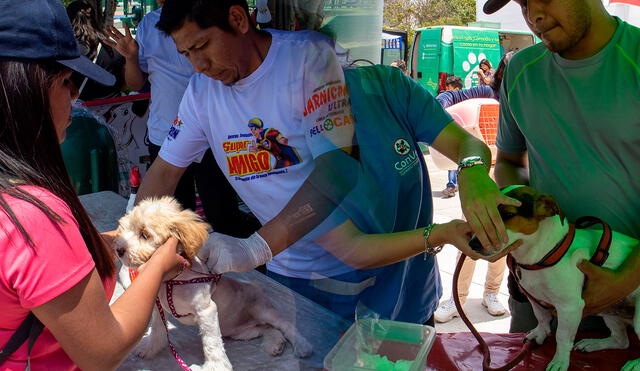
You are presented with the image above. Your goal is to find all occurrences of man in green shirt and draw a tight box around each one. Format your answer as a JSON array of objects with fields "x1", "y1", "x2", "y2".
[{"x1": 485, "y1": 0, "x2": 640, "y2": 332}]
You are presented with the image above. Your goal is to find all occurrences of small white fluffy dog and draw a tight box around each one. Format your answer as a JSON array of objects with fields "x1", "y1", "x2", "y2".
[{"x1": 114, "y1": 197, "x2": 313, "y2": 370}]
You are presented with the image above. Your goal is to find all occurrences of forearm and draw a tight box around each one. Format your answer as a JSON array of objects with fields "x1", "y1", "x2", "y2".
[
  {"x1": 135, "y1": 159, "x2": 184, "y2": 205},
  {"x1": 494, "y1": 160, "x2": 529, "y2": 187},
  {"x1": 458, "y1": 135, "x2": 491, "y2": 170},
  {"x1": 317, "y1": 222, "x2": 449, "y2": 270},
  {"x1": 259, "y1": 148, "x2": 359, "y2": 255},
  {"x1": 616, "y1": 245, "x2": 640, "y2": 288},
  {"x1": 123, "y1": 57, "x2": 146, "y2": 92}
]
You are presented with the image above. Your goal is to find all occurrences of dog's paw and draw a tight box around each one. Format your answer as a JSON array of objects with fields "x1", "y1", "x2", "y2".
[
  {"x1": 526, "y1": 325, "x2": 550, "y2": 345},
  {"x1": 134, "y1": 335, "x2": 166, "y2": 359},
  {"x1": 199, "y1": 360, "x2": 233, "y2": 371},
  {"x1": 545, "y1": 358, "x2": 569, "y2": 371},
  {"x1": 264, "y1": 338, "x2": 286, "y2": 356},
  {"x1": 293, "y1": 337, "x2": 313, "y2": 358},
  {"x1": 575, "y1": 336, "x2": 629, "y2": 352},
  {"x1": 621, "y1": 358, "x2": 640, "y2": 371}
]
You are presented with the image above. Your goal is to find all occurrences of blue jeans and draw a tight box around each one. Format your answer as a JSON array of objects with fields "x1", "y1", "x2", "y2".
[{"x1": 447, "y1": 170, "x2": 458, "y2": 188}]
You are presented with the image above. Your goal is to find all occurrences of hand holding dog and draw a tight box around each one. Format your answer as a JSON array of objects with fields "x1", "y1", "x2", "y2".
[
  {"x1": 138, "y1": 236, "x2": 191, "y2": 281},
  {"x1": 579, "y1": 247, "x2": 640, "y2": 316},
  {"x1": 457, "y1": 166, "x2": 521, "y2": 251},
  {"x1": 199, "y1": 232, "x2": 273, "y2": 274},
  {"x1": 440, "y1": 220, "x2": 522, "y2": 262}
]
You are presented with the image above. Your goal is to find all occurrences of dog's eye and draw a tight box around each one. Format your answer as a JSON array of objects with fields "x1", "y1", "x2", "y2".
[
  {"x1": 140, "y1": 230, "x2": 149, "y2": 240},
  {"x1": 501, "y1": 211, "x2": 516, "y2": 219}
]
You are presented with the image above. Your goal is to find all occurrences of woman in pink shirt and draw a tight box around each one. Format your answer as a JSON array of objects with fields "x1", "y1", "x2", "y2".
[{"x1": 0, "y1": 1, "x2": 187, "y2": 369}]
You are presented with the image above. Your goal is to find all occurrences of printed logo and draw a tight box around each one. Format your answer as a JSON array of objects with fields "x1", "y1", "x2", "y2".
[
  {"x1": 394, "y1": 138, "x2": 411, "y2": 156},
  {"x1": 461, "y1": 52, "x2": 487, "y2": 88},
  {"x1": 394, "y1": 150, "x2": 419, "y2": 176},
  {"x1": 303, "y1": 81, "x2": 348, "y2": 117},
  {"x1": 309, "y1": 114, "x2": 354, "y2": 137}
]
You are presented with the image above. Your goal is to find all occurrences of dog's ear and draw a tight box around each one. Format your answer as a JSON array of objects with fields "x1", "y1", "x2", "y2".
[
  {"x1": 535, "y1": 194, "x2": 561, "y2": 222},
  {"x1": 170, "y1": 211, "x2": 211, "y2": 259}
]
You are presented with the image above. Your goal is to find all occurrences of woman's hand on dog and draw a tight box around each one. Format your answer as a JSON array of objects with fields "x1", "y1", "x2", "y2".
[
  {"x1": 457, "y1": 166, "x2": 522, "y2": 252},
  {"x1": 138, "y1": 236, "x2": 191, "y2": 281},
  {"x1": 440, "y1": 220, "x2": 522, "y2": 262}
]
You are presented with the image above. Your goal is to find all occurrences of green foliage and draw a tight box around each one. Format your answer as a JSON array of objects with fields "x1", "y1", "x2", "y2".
[{"x1": 384, "y1": 0, "x2": 476, "y2": 46}]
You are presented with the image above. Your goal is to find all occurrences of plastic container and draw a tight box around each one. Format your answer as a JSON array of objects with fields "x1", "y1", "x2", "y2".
[{"x1": 324, "y1": 319, "x2": 436, "y2": 371}]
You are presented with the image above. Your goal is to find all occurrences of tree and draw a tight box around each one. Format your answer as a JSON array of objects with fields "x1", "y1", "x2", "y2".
[{"x1": 384, "y1": 0, "x2": 476, "y2": 43}]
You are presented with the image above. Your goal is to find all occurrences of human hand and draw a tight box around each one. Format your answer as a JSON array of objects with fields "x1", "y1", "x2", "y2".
[
  {"x1": 139, "y1": 237, "x2": 191, "y2": 281},
  {"x1": 439, "y1": 220, "x2": 521, "y2": 262},
  {"x1": 197, "y1": 232, "x2": 272, "y2": 274},
  {"x1": 457, "y1": 166, "x2": 521, "y2": 251},
  {"x1": 248, "y1": 142, "x2": 258, "y2": 153},
  {"x1": 103, "y1": 24, "x2": 139, "y2": 60},
  {"x1": 578, "y1": 260, "x2": 636, "y2": 316}
]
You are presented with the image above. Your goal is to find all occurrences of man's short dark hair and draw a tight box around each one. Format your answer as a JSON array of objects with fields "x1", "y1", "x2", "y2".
[
  {"x1": 445, "y1": 75, "x2": 463, "y2": 89},
  {"x1": 156, "y1": 0, "x2": 252, "y2": 35}
]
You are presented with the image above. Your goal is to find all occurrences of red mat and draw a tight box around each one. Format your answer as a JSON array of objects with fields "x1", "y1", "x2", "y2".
[{"x1": 427, "y1": 331, "x2": 640, "y2": 370}]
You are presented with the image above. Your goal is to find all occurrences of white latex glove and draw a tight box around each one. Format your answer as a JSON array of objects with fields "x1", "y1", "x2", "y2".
[{"x1": 198, "y1": 232, "x2": 273, "y2": 274}]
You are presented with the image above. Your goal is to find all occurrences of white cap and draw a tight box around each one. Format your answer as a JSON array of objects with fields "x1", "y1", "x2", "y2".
[{"x1": 256, "y1": 0, "x2": 271, "y2": 23}]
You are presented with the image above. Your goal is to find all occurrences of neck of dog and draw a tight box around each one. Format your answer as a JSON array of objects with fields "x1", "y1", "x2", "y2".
[{"x1": 508, "y1": 215, "x2": 570, "y2": 265}]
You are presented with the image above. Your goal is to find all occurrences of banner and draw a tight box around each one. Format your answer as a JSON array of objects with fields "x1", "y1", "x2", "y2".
[
  {"x1": 82, "y1": 93, "x2": 151, "y2": 196},
  {"x1": 451, "y1": 29, "x2": 501, "y2": 89}
]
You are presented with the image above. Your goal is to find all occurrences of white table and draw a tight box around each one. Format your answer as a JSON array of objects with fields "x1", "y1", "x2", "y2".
[{"x1": 79, "y1": 192, "x2": 350, "y2": 370}]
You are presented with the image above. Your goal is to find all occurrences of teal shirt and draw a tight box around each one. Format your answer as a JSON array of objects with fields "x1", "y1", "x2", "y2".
[
  {"x1": 335, "y1": 65, "x2": 452, "y2": 322},
  {"x1": 497, "y1": 18, "x2": 640, "y2": 238}
]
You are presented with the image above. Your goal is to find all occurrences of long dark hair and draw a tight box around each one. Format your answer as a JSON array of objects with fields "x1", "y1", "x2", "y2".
[
  {"x1": 0, "y1": 60, "x2": 115, "y2": 278},
  {"x1": 67, "y1": 0, "x2": 107, "y2": 60},
  {"x1": 490, "y1": 51, "x2": 516, "y2": 96}
]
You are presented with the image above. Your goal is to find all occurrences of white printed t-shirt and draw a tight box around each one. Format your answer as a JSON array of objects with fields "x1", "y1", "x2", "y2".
[
  {"x1": 160, "y1": 29, "x2": 356, "y2": 279},
  {"x1": 137, "y1": 9, "x2": 195, "y2": 146}
]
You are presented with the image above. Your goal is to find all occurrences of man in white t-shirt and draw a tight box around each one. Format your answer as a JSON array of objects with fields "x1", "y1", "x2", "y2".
[
  {"x1": 137, "y1": 0, "x2": 518, "y2": 324},
  {"x1": 105, "y1": 1, "x2": 260, "y2": 237}
]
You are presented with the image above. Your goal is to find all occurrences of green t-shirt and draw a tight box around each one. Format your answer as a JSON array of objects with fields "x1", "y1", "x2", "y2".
[{"x1": 497, "y1": 18, "x2": 640, "y2": 238}]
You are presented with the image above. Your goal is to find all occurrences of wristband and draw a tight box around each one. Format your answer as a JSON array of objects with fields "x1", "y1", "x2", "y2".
[
  {"x1": 458, "y1": 156, "x2": 486, "y2": 172},
  {"x1": 423, "y1": 224, "x2": 443, "y2": 259}
]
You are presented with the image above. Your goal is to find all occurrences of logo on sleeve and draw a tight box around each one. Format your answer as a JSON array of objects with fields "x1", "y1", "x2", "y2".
[{"x1": 167, "y1": 118, "x2": 184, "y2": 141}]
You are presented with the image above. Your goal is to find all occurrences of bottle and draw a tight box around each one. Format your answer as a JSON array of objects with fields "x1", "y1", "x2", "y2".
[{"x1": 126, "y1": 166, "x2": 140, "y2": 212}]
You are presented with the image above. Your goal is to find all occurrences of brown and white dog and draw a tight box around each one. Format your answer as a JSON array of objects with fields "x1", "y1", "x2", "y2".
[
  {"x1": 472, "y1": 185, "x2": 639, "y2": 371},
  {"x1": 114, "y1": 197, "x2": 313, "y2": 371}
]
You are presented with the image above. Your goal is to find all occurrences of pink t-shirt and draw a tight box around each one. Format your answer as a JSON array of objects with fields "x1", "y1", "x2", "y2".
[{"x1": 0, "y1": 186, "x2": 115, "y2": 370}]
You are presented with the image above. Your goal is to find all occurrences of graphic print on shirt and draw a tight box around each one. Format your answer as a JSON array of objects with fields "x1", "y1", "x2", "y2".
[
  {"x1": 222, "y1": 118, "x2": 303, "y2": 180},
  {"x1": 167, "y1": 117, "x2": 183, "y2": 141},
  {"x1": 393, "y1": 138, "x2": 420, "y2": 176},
  {"x1": 306, "y1": 80, "x2": 355, "y2": 141}
]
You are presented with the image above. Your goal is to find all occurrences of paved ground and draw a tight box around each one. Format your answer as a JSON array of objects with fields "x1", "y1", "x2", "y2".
[{"x1": 424, "y1": 153, "x2": 512, "y2": 334}]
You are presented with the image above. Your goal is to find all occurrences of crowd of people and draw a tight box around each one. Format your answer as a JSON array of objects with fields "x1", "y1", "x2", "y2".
[{"x1": 0, "y1": 0, "x2": 638, "y2": 368}]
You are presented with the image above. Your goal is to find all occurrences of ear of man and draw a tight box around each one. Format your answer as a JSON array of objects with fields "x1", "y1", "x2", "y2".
[{"x1": 229, "y1": 5, "x2": 250, "y2": 34}]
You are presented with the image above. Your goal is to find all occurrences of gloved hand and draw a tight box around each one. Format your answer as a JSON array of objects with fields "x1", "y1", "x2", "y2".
[{"x1": 197, "y1": 232, "x2": 273, "y2": 274}]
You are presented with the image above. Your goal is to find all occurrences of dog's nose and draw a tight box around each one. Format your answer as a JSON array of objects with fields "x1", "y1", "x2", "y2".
[{"x1": 116, "y1": 248, "x2": 125, "y2": 257}]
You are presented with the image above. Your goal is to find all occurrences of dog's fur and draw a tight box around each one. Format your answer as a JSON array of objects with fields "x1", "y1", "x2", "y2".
[
  {"x1": 114, "y1": 197, "x2": 313, "y2": 370},
  {"x1": 495, "y1": 186, "x2": 639, "y2": 371}
]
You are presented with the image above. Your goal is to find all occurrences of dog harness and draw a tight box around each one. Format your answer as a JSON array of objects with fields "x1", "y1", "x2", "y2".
[
  {"x1": 507, "y1": 216, "x2": 613, "y2": 310},
  {"x1": 128, "y1": 268, "x2": 222, "y2": 371}
]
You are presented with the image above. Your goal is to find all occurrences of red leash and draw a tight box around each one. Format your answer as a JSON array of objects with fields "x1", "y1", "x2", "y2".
[{"x1": 452, "y1": 255, "x2": 535, "y2": 371}]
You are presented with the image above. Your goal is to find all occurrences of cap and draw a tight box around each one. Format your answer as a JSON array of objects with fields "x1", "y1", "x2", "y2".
[
  {"x1": 0, "y1": 0, "x2": 115, "y2": 86},
  {"x1": 248, "y1": 118, "x2": 264, "y2": 129},
  {"x1": 483, "y1": 0, "x2": 511, "y2": 14}
]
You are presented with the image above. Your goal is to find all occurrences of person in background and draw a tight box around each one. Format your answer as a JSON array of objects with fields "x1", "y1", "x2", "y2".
[
  {"x1": 484, "y1": 0, "x2": 640, "y2": 341},
  {"x1": 66, "y1": 0, "x2": 126, "y2": 101},
  {"x1": 0, "y1": 1, "x2": 186, "y2": 369},
  {"x1": 441, "y1": 75, "x2": 463, "y2": 198},
  {"x1": 104, "y1": 0, "x2": 261, "y2": 238},
  {"x1": 476, "y1": 58, "x2": 495, "y2": 86},
  {"x1": 390, "y1": 59, "x2": 409, "y2": 75},
  {"x1": 433, "y1": 53, "x2": 516, "y2": 323}
]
